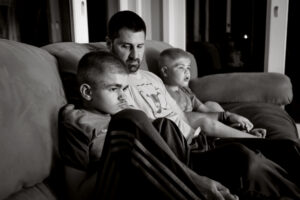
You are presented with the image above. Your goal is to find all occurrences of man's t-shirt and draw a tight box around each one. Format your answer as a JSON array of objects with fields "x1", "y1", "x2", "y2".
[{"x1": 127, "y1": 70, "x2": 195, "y2": 142}]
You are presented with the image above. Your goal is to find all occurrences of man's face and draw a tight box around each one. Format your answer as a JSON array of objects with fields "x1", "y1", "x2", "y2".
[
  {"x1": 109, "y1": 28, "x2": 145, "y2": 73},
  {"x1": 165, "y1": 57, "x2": 191, "y2": 87},
  {"x1": 89, "y1": 72, "x2": 130, "y2": 115}
]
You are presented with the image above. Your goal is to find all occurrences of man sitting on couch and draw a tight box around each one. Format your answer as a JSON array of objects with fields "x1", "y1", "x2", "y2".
[{"x1": 105, "y1": 10, "x2": 264, "y2": 143}]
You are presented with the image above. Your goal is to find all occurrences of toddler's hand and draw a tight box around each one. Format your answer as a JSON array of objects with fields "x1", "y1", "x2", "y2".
[{"x1": 249, "y1": 128, "x2": 267, "y2": 138}]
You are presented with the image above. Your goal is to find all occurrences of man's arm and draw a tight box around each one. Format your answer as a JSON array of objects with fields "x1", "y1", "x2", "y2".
[{"x1": 59, "y1": 104, "x2": 106, "y2": 199}]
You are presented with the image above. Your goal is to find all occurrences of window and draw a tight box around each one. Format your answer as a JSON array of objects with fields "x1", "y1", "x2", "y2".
[{"x1": 186, "y1": 0, "x2": 266, "y2": 76}]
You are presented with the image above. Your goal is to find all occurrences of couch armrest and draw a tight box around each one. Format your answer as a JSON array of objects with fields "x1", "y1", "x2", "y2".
[{"x1": 189, "y1": 72, "x2": 293, "y2": 106}]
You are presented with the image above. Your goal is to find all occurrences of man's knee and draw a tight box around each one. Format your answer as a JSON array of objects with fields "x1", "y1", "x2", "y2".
[{"x1": 225, "y1": 143, "x2": 261, "y2": 171}]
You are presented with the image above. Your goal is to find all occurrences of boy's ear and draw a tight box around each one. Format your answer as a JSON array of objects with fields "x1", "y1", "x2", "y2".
[
  {"x1": 79, "y1": 83, "x2": 92, "y2": 101},
  {"x1": 160, "y1": 66, "x2": 168, "y2": 77},
  {"x1": 106, "y1": 36, "x2": 112, "y2": 51}
]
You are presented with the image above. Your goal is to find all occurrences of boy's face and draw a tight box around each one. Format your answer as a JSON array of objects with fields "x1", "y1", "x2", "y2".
[
  {"x1": 89, "y1": 72, "x2": 130, "y2": 115},
  {"x1": 164, "y1": 57, "x2": 191, "y2": 87},
  {"x1": 108, "y1": 28, "x2": 145, "y2": 73}
]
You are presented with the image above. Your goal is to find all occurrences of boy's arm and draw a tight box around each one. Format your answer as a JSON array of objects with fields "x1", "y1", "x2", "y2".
[
  {"x1": 195, "y1": 117, "x2": 258, "y2": 138},
  {"x1": 186, "y1": 87, "x2": 221, "y2": 113},
  {"x1": 185, "y1": 111, "x2": 219, "y2": 126},
  {"x1": 60, "y1": 120, "x2": 99, "y2": 200},
  {"x1": 187, "y1": 90, "x2": 254, "y2": 132},
  {"x1": 186, "y1": 111, "x2": 260, "y2": 138},
  {"x1": 59, "y1": 104, "x2": 106, "y2": 199},
  {"x1": 190, "y1": 93, "x2": 210, "y2": 113}
]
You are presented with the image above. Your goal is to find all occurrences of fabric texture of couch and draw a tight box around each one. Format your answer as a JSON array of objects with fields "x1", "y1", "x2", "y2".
[{"x1": 0, "y1": 38, "x2": 298, "y2": 199}]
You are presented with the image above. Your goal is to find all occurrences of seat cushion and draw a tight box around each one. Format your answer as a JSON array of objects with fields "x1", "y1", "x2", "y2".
[
  {"x1": 43, "y1": 42, "x2": 107, "y2": 105},
  {"x1": 190, "y1": 72, "x2": 293, "y2": 106},
  {"x1": 5, "y1": 183, "x2": 57, "y2": 200},
  {"x1": 222, "y1": 102, "x2": 299, "y2": 140}
]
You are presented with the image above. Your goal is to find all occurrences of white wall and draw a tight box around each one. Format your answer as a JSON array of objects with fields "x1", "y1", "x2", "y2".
[
  {"x1": 70, "y1": 0, "x2": 89, "y2": 43},
  {"x1": 264, "y1": 0, "x2": 289, "y2": 73},
  {"x1": 117, "y1": 0, "x2": 186, "y2": 49},
  {"x1": 162, "y1": 0, "x2": 186, "y2": 49},
  {"x1": 70, "y1": 0, "x2": 289, "y2": 72},
  {"x1": 119, "y1": 0, "x2": 153, "y2": 41}
]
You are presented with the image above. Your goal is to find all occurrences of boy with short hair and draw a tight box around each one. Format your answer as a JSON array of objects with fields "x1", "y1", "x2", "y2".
[
  {"x1": 159, "y1": 47, "x2": 266, "y2": 138},
  {"x1": 62, "y1": 50, "x2": 131, "y2": 164}
]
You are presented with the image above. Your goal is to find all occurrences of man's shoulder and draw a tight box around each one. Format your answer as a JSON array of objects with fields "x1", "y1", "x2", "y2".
[
  {"x1": 139, "y1": 70, "x2": 162, "y2": 81},
  {"x1": 165, "y1": 85, "x2": 175, "y2": 95}
]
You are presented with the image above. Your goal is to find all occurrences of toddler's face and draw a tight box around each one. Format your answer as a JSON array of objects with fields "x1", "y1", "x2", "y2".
[
  {"x1": 166, "y1": 57, "x2": 191, "y2": 87},
  {"x1": 90, "y1": 72, "x2": 130, "y2": 115}
]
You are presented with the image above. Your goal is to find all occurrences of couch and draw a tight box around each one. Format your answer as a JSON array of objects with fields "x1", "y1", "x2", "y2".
[{"x1": 0, "y1": 38, "x2": 298, "y2": 199}]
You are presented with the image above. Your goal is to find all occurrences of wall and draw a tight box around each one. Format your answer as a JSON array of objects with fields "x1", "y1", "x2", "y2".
[
  {"x1": 264, "y1": 0, "x2": 289, "y2": 73},
  {"x1": 117, "y1": 0, "x2": 186, "y2": 49},
  {"x1": 72, "y1": 0, "x2": 288, "y2": 73}
]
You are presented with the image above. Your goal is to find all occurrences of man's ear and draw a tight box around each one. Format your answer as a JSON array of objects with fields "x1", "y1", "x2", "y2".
[
  {"x1": 106, "y1": 36, "x2": 112, "y2": 51},
  {"x1": 160, "y1": 66, "x2": 168, "y2": 77},
  {"x1": 79, "y1": 83, "x2": 92, "y2": 101}
]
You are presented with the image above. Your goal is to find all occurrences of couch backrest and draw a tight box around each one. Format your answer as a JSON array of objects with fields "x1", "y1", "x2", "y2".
[
  {"x1": 0, "y1": 39, "x2": 66, "y2": 199},
  {"x1": 43, "y1": 40, "x2": 198, "y2": 105}
]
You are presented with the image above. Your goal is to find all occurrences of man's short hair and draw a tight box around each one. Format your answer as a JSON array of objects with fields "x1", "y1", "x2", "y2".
[
  {"x1": 77, "y1": 51, "x2": 128, "y2": 87},
  {"x1": 107, "y1": 10, "x2": 146, "y2": 41}
]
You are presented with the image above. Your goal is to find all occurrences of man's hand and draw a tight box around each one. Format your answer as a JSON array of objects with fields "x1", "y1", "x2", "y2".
[{"x1": 193, "y1": 175, "x2": 239, "y2": 200}]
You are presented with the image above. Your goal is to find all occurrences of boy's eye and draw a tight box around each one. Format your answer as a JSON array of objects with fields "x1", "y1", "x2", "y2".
[
  {"x1": 177, "y1": 66, "x2": 185, "y2": 70},
  {"x1": 176, "y1": 65, "x2": 191, "y2": 71},
  {"x1": 109, "y1": 87, "x2": 118, "y2": 92}
]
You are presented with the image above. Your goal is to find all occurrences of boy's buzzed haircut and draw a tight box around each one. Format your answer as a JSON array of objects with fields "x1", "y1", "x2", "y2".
[
  {"x1": 77, "y1": 51, "x2": 128, "y2": 87},
  {"x1": 159, "y1": 48, "x2": 191, "y2": 69},
  {"x1": 107, "y1": 10, "x2": 146, "y2": 41},
  {"x1": 160, "y1": 48, "x2": 191, "y2": 61}
]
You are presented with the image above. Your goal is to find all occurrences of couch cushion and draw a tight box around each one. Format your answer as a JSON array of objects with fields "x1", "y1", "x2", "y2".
[
  {"x1": 43, "y1": 40, "x2": 198, "y2": 106},
  {"x1": 5, "y1": 183, "x2": 56, "y2": 200},
  {"x1": 0, "y1": 39, "x2": 66, "y2": 199},
  {"x1": 222, "y1": 102, "x2": 299, "y2": 140},
  {"x1": 190, "y1": 72, "x2": 293, "y2": 106},
  {"x1": 43, "y1": 42, "x2": 108, "y2": 105}
]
